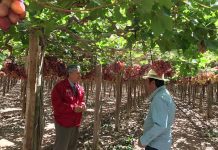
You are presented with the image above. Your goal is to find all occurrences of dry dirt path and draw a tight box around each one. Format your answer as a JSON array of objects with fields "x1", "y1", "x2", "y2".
[{"x1": 0, "y1": 82, "x2": 217, "y2": 150}]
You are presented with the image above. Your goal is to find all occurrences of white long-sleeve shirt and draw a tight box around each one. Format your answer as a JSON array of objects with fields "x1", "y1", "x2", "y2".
[{"x1": 140, "y1": 86, "x2": 176, "y2": 150}]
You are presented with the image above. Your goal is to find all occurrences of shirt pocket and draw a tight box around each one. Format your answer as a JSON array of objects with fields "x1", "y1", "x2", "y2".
[{"x1": 64, "y1": 89, "x2": 75, "y2": 102}]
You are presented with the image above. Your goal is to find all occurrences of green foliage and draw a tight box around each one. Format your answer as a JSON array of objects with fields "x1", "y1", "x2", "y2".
[
  {"x1": 204, "y1": 128, "x2": 218, "y2": 138},
  {"x1": 112, "y1": 135, "x2": 134, "y2": 150},
  {"x1": 137, "y1": 0, "x2": 155, "y2": 14},
  {"x1": 0, "y1": 51, "x2": 9, "y2": 69},
  {"x1": 160, "y1": 49, "x2": 218, "y2": 78},
  {"x1": 0, "y1": 0, "x2": 217, "y2": 76}
]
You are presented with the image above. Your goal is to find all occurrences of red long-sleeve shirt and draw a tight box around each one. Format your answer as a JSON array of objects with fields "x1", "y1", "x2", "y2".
[{"x1": 51, "y1": 79, "x2": 85, "y2": 127}]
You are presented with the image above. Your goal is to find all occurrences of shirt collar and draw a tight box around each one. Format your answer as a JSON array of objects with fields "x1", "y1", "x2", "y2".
[
  {"x1": 68, "y1": 79, "x2": 76, "y2": 87},
  {"x1": 148, "y1": 85, "x2": 166, "y2": 100}
]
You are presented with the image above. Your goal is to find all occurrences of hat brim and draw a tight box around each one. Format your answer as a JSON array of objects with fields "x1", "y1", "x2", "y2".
[{"x1": 142, "y1": 75, "x2": 169, "y2": 81}]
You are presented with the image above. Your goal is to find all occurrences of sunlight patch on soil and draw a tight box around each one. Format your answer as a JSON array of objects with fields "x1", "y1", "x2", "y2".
[
  {"x1": 0, "y1": 108, "x2": 21, "y2": 113},
  {"x1": 201, "y1": 142, "x2": 216, "y2": 150},
  {"x1": 1, "y1": 83, "x2": 218, "y2": 150},
  {"x1": 0, "y1": 139, "x2": 15, "y2": 148},
  {"x1": 174, "y1": 137, "x2": 187, "y2": 147},
  {"x1": 85, "y1": 108, "x2": 94, "y2": 113},
  {"x1": 44, "y1": 123, "x2": 55, "y2": 131}
]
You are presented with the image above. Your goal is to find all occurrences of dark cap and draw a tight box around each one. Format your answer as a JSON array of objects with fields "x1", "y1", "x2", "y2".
[{"x1": 67, "y1": 64, "x2": 81, "y2": 73}]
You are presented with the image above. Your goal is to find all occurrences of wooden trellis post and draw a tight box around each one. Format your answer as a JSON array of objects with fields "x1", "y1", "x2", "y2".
[
  {"x1": 199, "y1": 85, "x2": 205, "y2": 113},
  {"x1": 93, "y1": 64, "x2": 102, "y2": 149},
  {"x1": 216, "y1": 83, "x2": 218, "y2": 103},
  {"x1": 115, "y1": 73, "x2": 122, "y2": 131},
  {"x1": 207, "y1": 83, "x2": 213, "y2": 118},
  {"x1": 2, "y1": 76, "x2": 7, "y2": 96},
  {"x1": 23, "y1": 28, "x2": 44, "y2": 150},
  {"x1": 21, "y1": 79, "x2": 27, "y2": 117}
]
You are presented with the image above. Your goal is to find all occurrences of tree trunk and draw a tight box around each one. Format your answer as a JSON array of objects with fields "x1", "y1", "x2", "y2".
[
  {"x1": 180, "y1": 85, "x2": 184, "y2": 101},
  {"x1": 212, "y1": 83, "x2": 216, "y2": 104},
  {"x1": 192, "y1": 85, "x2": 196, "y2": 108},
  {"x1": 93, "y1": 65, "x2": 102, "y2": 150},
  {"x1": 108, "y1": 82, "x2": 113, "y2": 97},
  {"x1": 52, "y1": 77, "x2": 56, "y2": 88},
  {"x1": 207, "y1": 84, "x2": 213, "y2": 119},
  {"x1": 137, "y1": 89, "x2": 141, "y2": 106},
  {"x1": 199, "y1": 85, "x2": 205, "y2": 113},
  {"x1": 84, "y1": 81, "x2": 89, "y2": 103},
  {"x1": 9, "y1": 78, "x2": 14, "y2": 90},
  {"x1": 127, "y1": 80, "x2": 132, "y2": 116},
  {"x1": 115, "y1": 73, "x2": 122, "y2": 131},
  {"x1": 184, "y1": 84, "x2": 187, "y2": 101},
  {"x1": 114, "y1": 83, "x2": 116, "y2": 98},
  {"x1": 216, "y1": 83, "x2": 218, "y2": 103},
  {"x1": 133, "y1": 80, "x2": 137, "y2": 110},
  {"x1": 103, "y1": 80, "x2": 106, "y2": 97},
  {"x1": 23, "y1": 28, "x2": 45, "y2": 150},
  {"x1": 2, "y1": 77, "x2": 7, "y2": 96},
  {"x1": 48, "y1": 78, "x2": 53, "y2": 91},
  {"x1": 188, "y1": 84, "x2": 191, "y2": 105},
  {"x1": 21, "y1": 80, "x2": 27, "y2": 117},
  {"x1": 138, "y1": 82, "x2": 143, "y2": 104},
  {"x1": 6, "y1": 77, "x2": 10, "y2": 93},
  {"x1": 0, "y1": 77, "x2": 2, "y2": 88},
  {"x1": 91, "y1": 81, "x2": 93, "y2": 93}
]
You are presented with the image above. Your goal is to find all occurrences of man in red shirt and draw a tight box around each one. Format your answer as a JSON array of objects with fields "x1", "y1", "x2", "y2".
[{"x1": 51, "y1": 64, "x2": 86, "y2": 150}]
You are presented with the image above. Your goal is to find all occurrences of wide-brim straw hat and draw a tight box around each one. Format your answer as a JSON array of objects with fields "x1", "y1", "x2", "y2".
[{"x1": 142, "y1": 69, "x2": 169, "y2": 81}]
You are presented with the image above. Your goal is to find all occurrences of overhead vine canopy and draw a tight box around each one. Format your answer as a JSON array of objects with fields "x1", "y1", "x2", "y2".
[{"x1": 0, "y1": 0, "x2": 218, "y2": 75}]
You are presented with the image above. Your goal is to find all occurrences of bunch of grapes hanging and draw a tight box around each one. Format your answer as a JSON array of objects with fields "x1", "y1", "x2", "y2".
[{"x1": 0, "y1": 0, "x2": 26, "y2": 31}]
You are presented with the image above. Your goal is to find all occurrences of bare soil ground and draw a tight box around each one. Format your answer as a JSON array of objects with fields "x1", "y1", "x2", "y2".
[{"x1": 0, "y1": 82, "x2": 217, "y2": 150}]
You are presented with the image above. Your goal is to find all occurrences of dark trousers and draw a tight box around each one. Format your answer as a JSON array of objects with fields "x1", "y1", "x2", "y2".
[
  {"x1": 53, "y1": 122, "x2": 79, "y2": 150},
  {"x1": 145, "y1": 145, "x2": 158, "y2": 150}
]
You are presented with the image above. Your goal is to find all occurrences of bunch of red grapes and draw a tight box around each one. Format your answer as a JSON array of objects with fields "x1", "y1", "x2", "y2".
[
  {"x1": 0, "y1": 0, "x2": 26, "y2": 31},
  {"x1": 43, "y1": 56, "x2": 66, "y2": 77},
  {"x1": 102, "y1": 66, "x2": 115, "y2": 81},
  {"x1": 111, "y1": 61, "x2": 125, "y2": 74},
  {"x1": 151, "y1": 60, "x2": 173, "y2": 77},
  {"x1": 81, "y1": 68, "x2": 96, "y2": 81},
  {"x1": 1, "y1": 59, "x2": 26, "y2": 79},
  {"x1": 139, "y1": 64, "x2": 150, "y2": 76},
  {"x1": 0, "y1": 71, "x2": 6, "y2": 77}
]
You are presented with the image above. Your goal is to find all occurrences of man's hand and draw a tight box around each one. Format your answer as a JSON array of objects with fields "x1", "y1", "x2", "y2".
[
  {"x1": 74, "y1": 104, "x2": 86, "y2": 113},
  {"x1": 74, "y1": 106, "x2": 83, "y2": 112},
  {"x1": 81, "y1": 103, "x2": 86, "y2": 111},
  {"x1": 138, "y1": 139, "x2": 146, "y2": 148}
]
